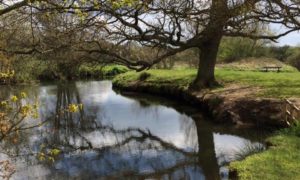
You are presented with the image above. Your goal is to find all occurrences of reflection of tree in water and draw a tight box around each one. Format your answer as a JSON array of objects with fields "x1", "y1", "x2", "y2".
[
  {"x1": 0, "y1": 82, "x2": 266, "y2": 179},
  {"x1": 47, "y1": 83, "x2": 101, "y2": 149},
  {"x1": 39, "y1": 84, "x2": 221, "y2": 179},
  {"x1": 0, "y1": 82, "x2": 225, "y2": 179},
  {"x1": 0, "y1": 83, "x2": 225, "y2": 179}
]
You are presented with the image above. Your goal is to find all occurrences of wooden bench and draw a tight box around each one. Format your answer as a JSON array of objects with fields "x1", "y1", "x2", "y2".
[{"x1": 261, "y1": 66, "x2": 282, "y2": 72}]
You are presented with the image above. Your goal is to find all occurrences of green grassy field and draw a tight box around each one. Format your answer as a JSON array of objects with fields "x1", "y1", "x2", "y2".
[
  {"x1": 113, "y1": 68, "x2": 300, "y2": 98},
  {"x1": 229, "y1": 123, "x2": 300, "y2": 180}
]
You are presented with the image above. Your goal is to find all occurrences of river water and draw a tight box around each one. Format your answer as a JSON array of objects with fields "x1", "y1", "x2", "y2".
[{"x1": 0, "y1": 81, "x2": 267, "y2": 180}]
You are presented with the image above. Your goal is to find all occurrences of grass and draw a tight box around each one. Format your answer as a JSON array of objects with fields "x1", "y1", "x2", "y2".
[
  {"x1": 113, "y1": 68, "x2": 300, "y2": 98},
  {"x1": 78, "y1": 64, "x2": 129, "y2": 78},
  {"x1": 113, "y1": 69, "x2": 195, "y2": 89},
  {"x1": 216, "y1": 69, "x2": 300, "y2": 97},
  {"x1": 229, "y1": 123, "x2": 300, "y2": 180},
  {"x1": 217, "y1": 57, "x2": 298, "y2": 72}
]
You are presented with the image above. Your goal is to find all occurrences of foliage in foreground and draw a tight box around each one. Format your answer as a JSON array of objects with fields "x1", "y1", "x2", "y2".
[
  {"x1": 0, "y1": 93, "x2": 83, "y2": 177},
  {"x1": 0, "y1": 91, "x2": 83, "y2": 142},
  {"x1": 113, "y1": 68, "x2": 300, "y2": 97},
  {"x1": 0, "y1": 92, "x2": 40, "y2": 142},
  {"x1": 229, "y1": 123, "x2": 300, "y2": 180}
]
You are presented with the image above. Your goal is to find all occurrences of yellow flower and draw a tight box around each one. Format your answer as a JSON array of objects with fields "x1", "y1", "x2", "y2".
[
  {"x1": 32, "y1": 111, "x2": 39, "y2": 119},
  {"x1": 20, "y1": 105, "x2": 31, "y2": 117},
  {"x1": 10, "y1": 70, "x2": 15, "y2": 76},
  {"x1": 38, "y1": 153, "x2": 45, "y2": 161},
  {"x1": 20, "y1": 92, "x2": 27, "y2": 99},
  {"x1": 0, "y1": 101, "x2": 7, "y2": 107},
  {"x1": 50, "y1": 148, "x2": 61, "y2": 156},
  {"x1": 48, "y1": 157, "x2": 55, "y2": 163},
  {"x1": 68, "y1": 104, "x2": 78, "y2": 113},
  {"x1": 11, "y1": 96, "x2": 18, "y2": 102}
]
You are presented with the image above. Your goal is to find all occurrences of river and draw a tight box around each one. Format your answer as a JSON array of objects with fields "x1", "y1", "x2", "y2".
[{"x1": 0, "y1": 81, "x2": 267, "y2": 180}]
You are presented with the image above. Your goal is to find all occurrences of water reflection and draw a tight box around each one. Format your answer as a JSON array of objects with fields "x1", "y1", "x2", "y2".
[{"x1": 0, "y1": 81, "x2": 267, "y2": 180}]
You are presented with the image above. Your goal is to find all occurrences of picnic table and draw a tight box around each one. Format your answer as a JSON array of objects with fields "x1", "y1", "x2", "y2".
[{"x1": 261, "y1": 66, "x2": 282, "y2": 72}]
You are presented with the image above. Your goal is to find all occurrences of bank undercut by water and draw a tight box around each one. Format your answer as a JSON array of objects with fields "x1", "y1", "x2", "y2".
[{"x1": 113, "y1": 69, "x2": 300, "y2": 127}]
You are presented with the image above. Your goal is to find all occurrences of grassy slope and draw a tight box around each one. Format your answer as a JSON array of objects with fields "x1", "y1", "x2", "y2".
[
  {"x1": 217, "y1": 57, "x2": 297, "y2": 72},
  {"x1": 229, "y1": 124, "x2": 300, "y2": 180},
  {"x1": 113, "y1": 68, "x2": 300, "y2": 98}
]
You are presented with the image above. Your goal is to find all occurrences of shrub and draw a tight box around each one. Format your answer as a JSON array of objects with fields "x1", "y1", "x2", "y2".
[
  {"x1": 268, "y1": 45, "x2": 291, "y2": 61},
  {"x1": 138, "y1": 72, "x2": 151, "y2": 81},
  {"x1": 218, "y1": 37, "x2": 269, "y2": 62},
  {"x1": 287, "y1": 49, "x2": 300, "y2": 71}
]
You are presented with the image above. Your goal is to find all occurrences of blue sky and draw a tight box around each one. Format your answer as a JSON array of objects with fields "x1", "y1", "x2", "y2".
[
  {"x1": 278, "y1": 31, "x2": 300, "y2": 46},
  {"x1": 271, "y1": 24, "x2": 300, "y2": 46}
]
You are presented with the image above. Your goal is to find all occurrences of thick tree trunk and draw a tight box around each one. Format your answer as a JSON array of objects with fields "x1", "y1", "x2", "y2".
[{"x1": 190, "y1": 36, "x2": 222, "y2": 90}]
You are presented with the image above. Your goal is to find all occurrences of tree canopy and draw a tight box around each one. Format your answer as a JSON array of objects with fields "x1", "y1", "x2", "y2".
[{"x1": 1, "y1": 0, "x2": 300, "y2": 88}]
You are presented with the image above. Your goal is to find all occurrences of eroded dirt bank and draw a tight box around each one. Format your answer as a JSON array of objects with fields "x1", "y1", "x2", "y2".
[{"x1": 113, "y1": 81, "x2": 288, "y2": 127}]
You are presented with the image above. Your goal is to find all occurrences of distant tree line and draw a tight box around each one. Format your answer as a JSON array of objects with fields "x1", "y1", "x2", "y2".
[{"x1": 155, "y1": 38, "x2": 300, "y2": 71}]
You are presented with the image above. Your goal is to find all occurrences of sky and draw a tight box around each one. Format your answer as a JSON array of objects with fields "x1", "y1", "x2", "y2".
[
  {"x1": 278, "y1": 31, "x2": 300, "y2": 46},
  {"x1": 272, "y1": 24, "x2": 300, "y2": 46}
]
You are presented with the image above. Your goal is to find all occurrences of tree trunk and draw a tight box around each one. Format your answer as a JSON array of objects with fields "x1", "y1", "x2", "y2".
[{"x1": 190, "y1": 36, "x2": 222, "y2": 90}]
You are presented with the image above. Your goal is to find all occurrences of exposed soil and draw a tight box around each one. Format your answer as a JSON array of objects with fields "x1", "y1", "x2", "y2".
[{"x1": 113, "y1": 81, "x2": 288, "y2": 128}]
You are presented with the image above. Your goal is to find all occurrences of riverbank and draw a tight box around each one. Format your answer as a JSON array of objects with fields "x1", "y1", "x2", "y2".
[
  {"x1": 112, "y1": 68, "x2": 300, "y2": 179},
  {"x1": 113, "y1": 69, "x2": 300, "y2": 127},
  {"x1": 229, "y1": 123, "x2": 300, "y2": 179},
  {"x1": 1, "y1": 65, "x2": 129, "y2": 84},
  {"x1": 38, "y1": 64, "x2": 129, "y2": 81}
]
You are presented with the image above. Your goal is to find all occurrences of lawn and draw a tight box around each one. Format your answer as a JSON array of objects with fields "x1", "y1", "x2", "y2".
[
  {"x1": 229, "y1": 123, "x2": 300, "y2": 180},
  {"x1": 113, "y1": 68, "x2": 300, "y2": 98}
]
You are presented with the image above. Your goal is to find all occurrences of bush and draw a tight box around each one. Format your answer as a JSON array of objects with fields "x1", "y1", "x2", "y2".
[
  {"x1": 218, "y1": 37, "x2": 269, "y2": 62},
  {"x1": 138, "y1": 72, "x2": 151, "y2": 81},
  {"x1": 102, "y1": 65, "x2": 129, "y2": 76},
  {"x1": 287, "y1": 48, "x2": 300, "y2": 71},
  {"x1": 268, "y1": 45, "x2": 291, "y2": 61}
]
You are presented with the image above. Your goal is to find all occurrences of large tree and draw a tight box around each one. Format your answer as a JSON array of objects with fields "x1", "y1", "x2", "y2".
[
  {"x1": 3, "y1": 0, "x2": 300, "y2": 89},
  {"x1": 49, "y1": 0, "x2": 300, "y2": 89}
]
